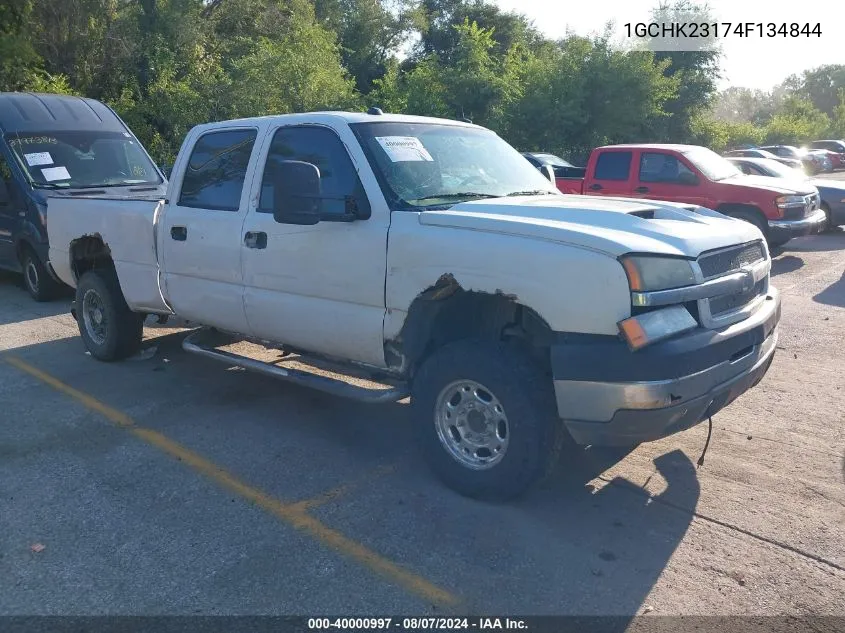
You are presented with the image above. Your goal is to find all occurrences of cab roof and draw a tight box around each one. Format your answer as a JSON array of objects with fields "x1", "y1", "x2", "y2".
[
  {"x1": 190, "y1": 110, "x2": 485, "y2": 134},
  {"x1": 594, "y1": 143, "x2": 705, "y2": 153},
  {"x1": 0, "y1": 92, "x2": 128, "y2": 135}
]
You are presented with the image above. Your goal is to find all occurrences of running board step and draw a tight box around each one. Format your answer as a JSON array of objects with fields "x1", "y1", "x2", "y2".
[{"x1": 182, "y1": 329, "x2": 409, "y2": 404}]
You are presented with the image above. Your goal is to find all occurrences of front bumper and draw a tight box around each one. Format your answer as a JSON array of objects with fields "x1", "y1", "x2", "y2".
[
  {"x1": 768, "y1": 208, "x2": 826, "y2": 242},
  {"x1": 552, "y1": 288, "x2": 781, "y2": 446}
]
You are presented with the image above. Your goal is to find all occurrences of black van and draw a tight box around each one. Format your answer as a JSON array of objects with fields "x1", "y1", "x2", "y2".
[{"x1": 0, "y1": 92, "x2": 167, "y2": 301}]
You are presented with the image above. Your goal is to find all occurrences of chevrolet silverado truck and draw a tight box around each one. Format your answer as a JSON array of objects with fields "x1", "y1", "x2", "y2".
[
  {"x1": 556, "y1": 143, "x2": 826, "y2": 247},
  {"x1": 45, "y1": 112, "x2": 781, "y2": 500}
]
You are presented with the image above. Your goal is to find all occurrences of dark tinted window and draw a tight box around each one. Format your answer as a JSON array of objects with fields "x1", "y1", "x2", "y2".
[
  {"x1": 0, "y1": 153, "x2": 21, "y2": 208},
  {"x1": 594, "y1": 151, "x2": 632, "y2": 180},
  {"x1": 639, "y1": 152, "x2": 696, "y2": 183},
  {"x1": 179, "y1": 129, "x2": 257, "y2": 211},
  {"x1": 258, "y1": 126, "x2": 368, "y2": 217}
]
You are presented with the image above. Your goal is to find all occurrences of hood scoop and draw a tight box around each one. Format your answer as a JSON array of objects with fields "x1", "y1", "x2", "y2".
[{"x1": 626, "y1": 204, "x2": 703, "y2": 222}]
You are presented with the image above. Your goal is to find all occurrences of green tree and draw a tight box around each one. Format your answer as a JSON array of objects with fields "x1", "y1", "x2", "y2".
[
  {"x1": 0, "y1": 0, "x2": 41, "y2": 90},
  {"x1": 646, "y1": 0, "x2": 721, "y2": 142},
  {"x1": 762, "y1": 96, "x2": 829, "y2": 145},
  {"x1": 314, "y1": 0, "x2": 418, "y2": 93},
  {"x1": 414, "y1": 0, "x2": 541, "y2": 63},
  {"x1": 786, "y1": 64, "x2": 845, "y2": 117}
]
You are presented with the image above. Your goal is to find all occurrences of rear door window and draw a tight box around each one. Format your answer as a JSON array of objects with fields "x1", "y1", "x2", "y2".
[
  {"x1": 594, "y1": 152, "x2": 632, "y2": 180},
  {"x1": 178, "y1": 129, "x2": 257, "y2": 211}
]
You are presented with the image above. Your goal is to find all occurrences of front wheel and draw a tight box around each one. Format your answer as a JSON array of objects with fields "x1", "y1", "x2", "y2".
[
  {"x1": 821, "y1": 203, "x2": 834, "y2": 232},
  {"x1": 411, "y1": 340, "x2": 565, "y2": 501},
  {"x1": 75, "y1": 269, "x2": 144, "y2": 361}
]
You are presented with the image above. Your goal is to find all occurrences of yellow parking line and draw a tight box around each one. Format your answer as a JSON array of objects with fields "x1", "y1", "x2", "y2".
[
  {"x1": 289, "y1": 463, "x2": 398, "y2": 511},
  {"x1": 5, "y1": 355, "x2": 459, "y2": 609}
]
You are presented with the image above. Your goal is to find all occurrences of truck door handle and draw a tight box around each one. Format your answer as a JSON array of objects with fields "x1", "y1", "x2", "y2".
[
  {"x1": 588, "y1": 183, "x2": 603, "y2": 191},
  {"x1": 170, "y1": 226, "x2": 187, "y2": 241},
  {"x1": 635, "y1": 186, "x2": 649, "y2": 193},
  {"x1": 244, "y1": 231, "x2": 267, "y2": 249}
]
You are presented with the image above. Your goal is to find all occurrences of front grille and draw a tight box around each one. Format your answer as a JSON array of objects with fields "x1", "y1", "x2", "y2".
[
  {"x1": 783, "y1": 193, "x2": 820, "y2": 219},
  {"x1": 709, "y1": 278, "x2": 767, "y2": 316},
  {"x1": 698, "y1": 241, "x2": 766, "y2": 278}
]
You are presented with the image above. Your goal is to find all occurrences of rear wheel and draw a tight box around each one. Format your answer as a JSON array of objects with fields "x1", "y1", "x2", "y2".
[
  {"x1": 411, "y1": 339, "x2": 565, "y2": 501},
  {"x1": 75, "y1": 268, "x2": 144, "y2": 361},
  {"x1": 21, "y1": 246, "x2": 60, "y2": 302}
]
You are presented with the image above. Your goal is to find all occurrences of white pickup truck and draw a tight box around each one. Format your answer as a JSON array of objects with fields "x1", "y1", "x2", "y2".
[{"x1": 46, "y1": 111, "x2": 781, "y2": 500}]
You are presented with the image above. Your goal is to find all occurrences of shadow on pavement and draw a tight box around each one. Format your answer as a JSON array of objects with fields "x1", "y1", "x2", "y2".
[
  {"x1": 3, "y1": 330, "x2": 698, "y2": 617},
  {"x1": 781, "y1": 230, "x2": 845, "y2": 253},
  {"x1": 770, "y1": 254, "x2": 804, "y2": 277},
  {"x1": 0, "y1": 271, "x2": 73, "y2": 325},
  {"x1": 813, "y1": 270, "x2": 845, "y2": 307}
]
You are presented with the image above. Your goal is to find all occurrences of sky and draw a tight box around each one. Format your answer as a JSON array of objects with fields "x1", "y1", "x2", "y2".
[{"x1": 492, "y1": 0, "x2": 844, "y2": 91}]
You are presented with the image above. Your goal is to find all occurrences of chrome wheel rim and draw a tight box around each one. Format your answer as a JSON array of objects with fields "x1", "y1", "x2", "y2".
[
  {"x1": 25, "y1": 259, "x2": 39, "y2": 294},
  {"x1": 434, "y1": 380, "x2": 509, "y2": 470},
  {"x1": 82, "y1": 288, "x2": 108, "y2": 345}
]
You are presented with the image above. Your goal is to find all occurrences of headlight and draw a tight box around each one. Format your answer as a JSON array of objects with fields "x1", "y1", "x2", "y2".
[
  {"x1": 776, "y1": 195, "x2": 805, "y2": 209},
  {"x1": 620, "y1": 255, "x2": 696, "y2": 292},
  {"x1": 618, "y1": 305, "x2": 698, "y2": 351}
]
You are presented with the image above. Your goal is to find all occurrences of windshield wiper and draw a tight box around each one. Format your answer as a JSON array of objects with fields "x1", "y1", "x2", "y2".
[
  {"x1": 506, "y1": 190, "x2": 557, "y2": 196},
  {"x1": 412, "y1": 192, "x2": 500, "y2": 203},
  {"x1": 32, "y1": 183, "x2": 67, "y2": 190},
  {"x1": 67, "y1": 183, "x2": 127, "y2": 189}
]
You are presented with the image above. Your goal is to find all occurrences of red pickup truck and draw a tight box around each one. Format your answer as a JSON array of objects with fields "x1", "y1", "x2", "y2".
[{"x1": 556, "y1": 144, "x2": 826, "y2": 246}]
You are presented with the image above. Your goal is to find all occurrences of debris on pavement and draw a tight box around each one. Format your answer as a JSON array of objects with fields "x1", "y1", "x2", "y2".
[{"x1": 128, "y1": 345, "x2": 158, "y2": 361}]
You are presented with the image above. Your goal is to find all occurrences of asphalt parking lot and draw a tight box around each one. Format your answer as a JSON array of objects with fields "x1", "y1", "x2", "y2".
[{"x1": 1, "y1": 222, "x2": 844, "y2": 619}]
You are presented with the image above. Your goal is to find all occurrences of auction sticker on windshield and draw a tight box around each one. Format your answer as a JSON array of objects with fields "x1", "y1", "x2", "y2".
[
  {"x1": 41, "y1": 166, "x2": 71, "y2": 182},
  {"x1": 24, "y1": 152, "x2": 54, "y2": 167},
  {"x1": 376, "y1": 136, "x2": 434, "y2": 162}
]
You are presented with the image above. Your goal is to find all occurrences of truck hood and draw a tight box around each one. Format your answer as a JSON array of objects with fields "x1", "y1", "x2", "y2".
[
  {"x1": 417, "y1": 194, "x2": 763, "y2": 258},
  {"x1": 810, "y1": 178, "x2": 845, "y2": 194},
  {"x1": 718, "y1": 174, "x2": 817, "y2": 196}
]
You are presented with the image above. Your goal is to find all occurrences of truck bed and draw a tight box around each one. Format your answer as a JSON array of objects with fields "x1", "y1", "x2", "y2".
[{"x1": 47, "y1": 195, "x2": 170, "y2": 313}]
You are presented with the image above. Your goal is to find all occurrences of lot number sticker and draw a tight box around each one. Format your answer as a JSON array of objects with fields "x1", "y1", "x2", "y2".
[
  {"x1": 24, "y1": 152, "x2": 54, "y2": 166},
  {"x1": 376, "y1": 136, "x2": 434, "y2": 162},
  {"x1": 41, "y1": 166, "x2": 71, "y2": 181}
]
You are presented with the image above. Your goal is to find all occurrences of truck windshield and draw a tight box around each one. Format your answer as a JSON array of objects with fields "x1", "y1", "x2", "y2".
[
  {"x1": 350, "y1": 122, "x2": 559, "y2": 209},
  {"x1": 682, "y1": 147, "x2": 743, "y2": 182},
  {"x1": 5, "y1": 130, "x2": 162, "y2": 189}
]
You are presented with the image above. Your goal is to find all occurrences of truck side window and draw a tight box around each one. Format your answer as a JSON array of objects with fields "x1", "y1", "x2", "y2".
[
  {"x1": 257, "y1": 126, "x2": 369, "y2": 218},
  {"x1": 178, "y1": 129, "x2": 257, "y2": 212},
  {"x1": 0, "y1": 154, "x2": 21, "y2": 208},
  {"x1": 594, "y1": 152, "x2": 632, "y2": 180},
  {"x1": 639, "y1": 152, "x2": 696, "y2": 184}
]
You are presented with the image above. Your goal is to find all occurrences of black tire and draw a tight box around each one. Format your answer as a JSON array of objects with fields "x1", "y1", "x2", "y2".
[
  {"x1": 728, "y1": 209, "x2": 781, "y2": 247},
  {"x1": 75, "y1": 268, "x2": 144, "y2": 361},
  {"x1": 411, "y1": 339, "x2": 565, "y2": 501},
  {"x1": 821, "y1": 203, "x2": 833, "y2": 232},
  {"x1": 730, "y1": 209, "x2": 767, "y2": 236},
  {"x1": 21, "y1": 246, "x2": 61, "y2": 302}
]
